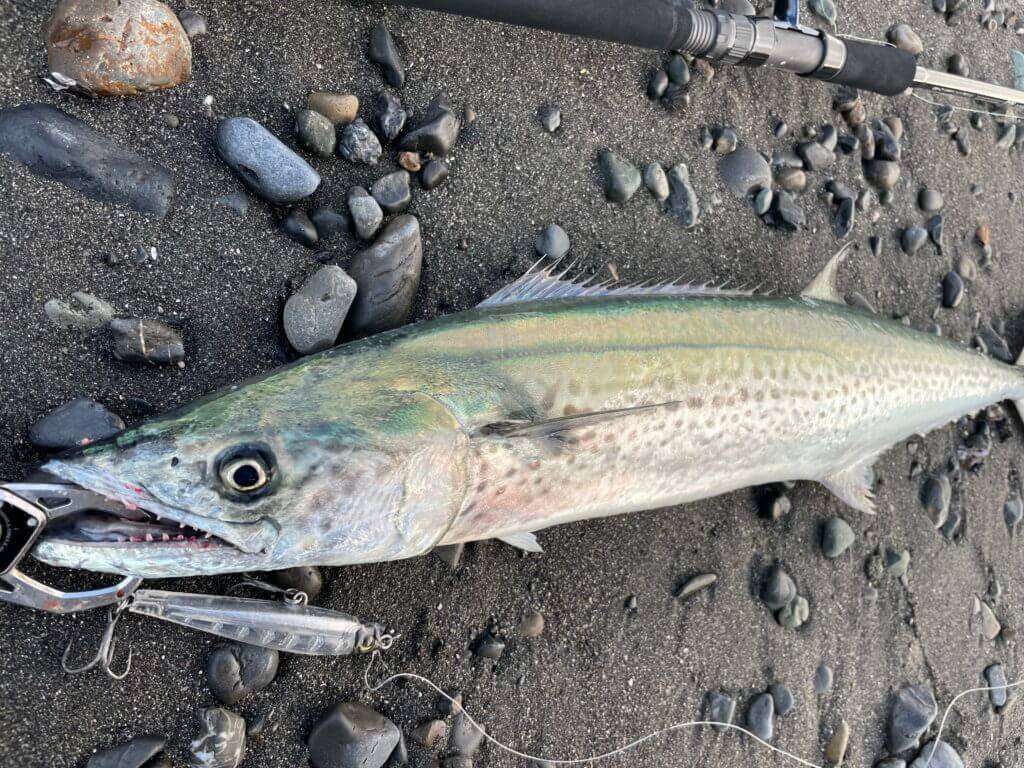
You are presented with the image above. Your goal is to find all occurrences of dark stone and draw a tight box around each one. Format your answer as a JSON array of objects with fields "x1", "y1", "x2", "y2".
[
  {"x1": 760, "y1": 565, "x2": 796, "y2": 610},
  {"x1": 647, "y1": 69, "x2": 669, "y2": 100},
  {"x1": 348, "y1": 187, "x2": 384, "y2": 241},
  {"x1": 472, "y1": 630, "x2": 506, "y2": 660},
  {"x1": 863, "y1": 159, "x2": 900, "y2": 190},
  {"x1": 927, "y1": 215, "x2": 944, "y2": 251},
  {"x1": 338, "y1": 119, "x2": 383, "y2": 165},
  {"x1": 311, "y1": 207, "x2": 351, "y2": 244},
  {"x1": 368, "y1": 23, "x2": 405, "y2": 88},
  {"x1": 888, "y1": 685, "x2": 938, "y2": 753},
  {"x1": 398, "y1": 93, "x2": 460, "y2": 156},
  {"x1": 797, "y1": 140, "x2": 834, "y2": 171},
  {"x1": 920, "y1": 474, "x2": 951, "y2": 527},
  {"x1": 308, "y1": 702, "x2": 401, "y2": 768},
  {"x1": 909, "y1": 741, "x2": 962, "y2": 768},
  {"x1": 873, "y1": 122, "x2": 902, "y2": 162},
  {"x1": 833, "y1": 197, "x2": 855, "y2": 239},
  {"x1": 216, "y1": 117, "x2": 319, "y2": 205},
  {"x1": 371, "y1": 170, "x2": 412, "y2": 214},
  {"x1": 374, "y1": 92, "x2": 407, "y2": 142},
  {"x1": 668, "y1": 163, "x2": 699, "y2": 228},
  {"x1": 901, "y1": 226, "x2": 928, "y2": 255},
  {"x1": 178, "y1": 9, "x2": 208, "y2": 38},
  {"x1": 346, "y1": 215, "x2": 422, "y2": 337},
  {"x1": 264, "y1": 566, "x2": 324, "y2": 601},
  {"x1": 107, "y1": 318, "x2": 184, "y2": 365},
  {"x1": 718, "y1": 146, "x2": 770, "y2": 196},
  {"x1": 295, "y1": 109, "x2": 336, "y2": 157},
  {"x1": 948, "y1": 53, "x2": 970, "y2": 76},
  {"x1": 985, "y1": 663, "x2": 1008, "y2": 707},
  {"x1": 599, "y1": 151, "x2": 642, "y2": 203},
  {"x1": 667, "y1": 55, "x2": 690, "y2": 85},
  {"x1": 746, "y1": 693, "x2": 774, "y2": 741},
  {"x1": 769, "y1": 683, "x2": 794, "y2": 716},
  {"x1": 283, "y1": 266, "x2": 357, "y2": 355},
  {"x1": 87, "y1": 736, "x2": 166, "y2": 768},
  {"x1": 918, "y1": 187, "x2": 944, "y2": 212},
  {"x1": 821, "y1": 518, "x2": 855, "y2": 557},
  {"x1": 281, "y1": 210, "x2": 319, "y2": 249},
  {"x1": 0, "y1": 104, "x2": 175, "y2": 217},
  {"x1": 189, "y1": 708, "x2": 246, "y2": 768},
  {"x1": 29, "y1": 398, "x2": 124, "y2": 451},
  {"x1": 765, "y1": 190, "x2": 804, "y2": 231},
  {"x1": 661, "y1": 84, "x2": 690, "y2": 111},
  {"x1": 535, "y1": 224, "x2": 571, "y2": 258},
  {"x1": 420, "y1": 159, "x2": 449, "y2": 191},
  {"x1": 539, "y1": 105, "x2": 561, "y2": 132},
  {"x1": 205, "y1": 643, "x2": 280, "y2": 705},
  {"x1": 706, "y1": 692, "x2": 736, "y2": 731},
  {"x1": 813, "y1": 664, "x2": 834, "y2": 693},
  {"x1": 450, "y1": 710, "x2": 485, "y2": 756},
  {"x1": 818, "y1": 124, "x2": 838, "y2": 151},
  {"x1": 942, "y1": 271, "x2": 965, "y2": 308}
]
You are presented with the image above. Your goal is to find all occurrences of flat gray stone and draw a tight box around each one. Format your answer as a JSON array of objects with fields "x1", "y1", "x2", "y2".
[
  {"x1": 29, "y1": 398, "x2": 124, "y2": 451},
  {"x1": 718, "y1": 146, "x2": 770, "y2": 196},
  {"x1": 284, "y1": 266, "x2": 357, "y2": 355},
  {"x1": 888, "y1": 685, "x2": 937, "y2": 753},
  {"x1": 346, "y1": 215, "x2": 422, "y2": 337},
  {"x1": 216, "y1": 117, "x2": 319, "y2": 204}
]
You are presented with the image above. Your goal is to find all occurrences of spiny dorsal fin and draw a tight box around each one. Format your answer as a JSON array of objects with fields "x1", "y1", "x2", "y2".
[
  {"x1": 478, "y1": 259, "x2": 759, "y2": 308},
  {"x1": 497, "y1": 532, "x2": 543, "y2": 553},
  {"x1": 801, "y1": 243, "x2": 854, "y2": 304}
]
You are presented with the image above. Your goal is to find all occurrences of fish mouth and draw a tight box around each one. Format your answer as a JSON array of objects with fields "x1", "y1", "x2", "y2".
[{"x1": 34, "y1": 459, "x2": 277, "y2": 559}]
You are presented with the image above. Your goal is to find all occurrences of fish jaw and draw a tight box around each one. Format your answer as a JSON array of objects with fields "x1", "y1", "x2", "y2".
[{"x1": 32, "y1": 458, "x2": 281, "y2": 578}]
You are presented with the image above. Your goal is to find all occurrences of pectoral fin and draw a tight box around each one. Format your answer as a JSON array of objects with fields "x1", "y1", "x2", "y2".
[
  {"x1": 821, "y1": 456, "x2": 877, "y2": 514},
  {"x1": 497, "y1": 531, "x2": 543, "y2": 553},
  {"x1": 801, "y1": 243, "x2": 854, "y2": 304}
]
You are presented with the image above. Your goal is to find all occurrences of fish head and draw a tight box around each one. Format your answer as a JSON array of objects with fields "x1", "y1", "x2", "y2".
[{"x1": 33, "y1": 364, "x2": 469, "y2": 578}]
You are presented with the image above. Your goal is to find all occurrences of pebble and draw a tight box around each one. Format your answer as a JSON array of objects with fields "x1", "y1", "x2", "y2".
[
  {"x1": 107, "y1": 318, "x2": 184, "y2": 365},
  {"x1": 643, "y1": 163, "x2": 669, "y2": 201},
  {"x1": 884, "y1": 548, "x2": 911, "y2": 578},
  {"x1": 46, "y1": 0, "x2": 191, "y2": 96},
  {"x1": 821, "y1": 518, "x2": 855, "y2": 558},
  {"x1": 901, "y1": 226, "x2": 928, "y2": 255},
  {"x1": 647, "y1": 70, "x2": 669, "y2": 100},
  {"x1": 667, "y1": 55, "x2": 690, "y2": 85},
  {"x1": 410, "y1": 720, "x2": 447, "y2": 749},
  {"x1": 809, "y1": 0, "x2": 837, "y2": 27},
  {"x1": 29, "y1": 398, "x2": 125, "y2": 451},
  {"x1": 920, "y1": 473, "x2": 951, "y2": 528},
  {"x1": 753, "y1": 187, "x2": 773, "y2": 216},
  {"x1": 216, "y1": 191, "x2": 250, "y2": 217},
  {"x1": 281, "y1": 209, "x2": 319, "y2": 249},
  {"x1": 759, "y1": 487, "x2": 791, "y2": 520},
  {"x1": 473, "y1": 630, "x2": 506, "y2": 660},
  {"x1": 956, "y1": 255, "x2": 978, "y2": 283},
  {"x1": 996, "y1": 123, "x2": 1017, "y2": 149},
  {"x1": 814, "y1": 664, "x2": 834, "y2": 693},
  {"x1": 863, "y1": 159, "x2": 900, "y2": 190},
  {"x1": 833, "y1": 197, "x2": 855, "y2": 239},
  {"x1": 797, "y1": 140, "x2": 834, "y2": 171},
  {"x1": 770, "y1": 683, "x2": 794, "y2": 716},
  {"x1": 371, "y1": 170, "x2": 412, "y2": 214},
  {"x1": 368, "y1": 22, "x2": 405, "y2": 88},
  {"x1": 888, "y1": 23, "x2": 924, "y2": 55},
  {"x1": 338, "y1": 119, "x2": 383, "y2": 165},
  {"x1": 0, "y1": 104, "x2": 175, "y2": 216},
  {"x1": 947, "y1": 53, "x2": 970, "y2": 76},
  {"x1": 927, "y1": 215, "x2": 944, "y2": 251},
  {"x1": 712, "y1": 127, "x2": 738, "y2": 154},
  {"x1": 309, "y1": 92, "x2": 359, "y2": 125},
  {"x1": 346, "y1": 215, "x2": 422, "y2": 337},
  {"x1": 519, "y1": 608, "x2": 545, "y2": 637},
  {"x1": 162, "y1": 112, "x2": 180, "y2": 129},
  {"x1": 909, "y1": 741, "x2": 963, "y2": 768},
  {"x1": 189, "y1": 708, "x2": 246, "y2": 768},
  {"x1": 284, "y1": 266, "x2": 357, "y2": 355},
  {"x1": 746, "y1": 693, "x2": 774, "y2": 741},
  {"x1": 348, "y1": 187, "x2": 384, "y2": 241},
  {"x1": 450, "y1": 710, "x2": 485, "y2": 756},
  {"x1": 707, "y1": 692, "x2": 736, "y2": 731},
  {"x1": 44, "y1": 291, "x2": 114, "y2": 331},
  {"x1": 888, "y1": 685, "x2": 937, "y2": 753},
  {"x1": 178, "y1": 9, "x2": 207, "y2": 38},
  {"x1": 534, "y1": 224, "x2": 571, "y2": 258},
  {"x1": 873, "y1": 123, "x2": 901, "y2": 162},
  {"x1": 308, "y1": 702, "x2": 402, "y2": 768},
  {"x1": 398, "y1": 93, "x2": 461, "y2": 156},
  {"x1": 985, "y1": 663, "x2": 1009, "y2": 708},
  {"x1": 375, "y1": 92, "x2": 408, "y2": 142},
  {"x1": 977, "y1": 600, "x2": 1001, "y2": 640},
  {"x1": 775, "y1": 167, "x2": 807, "y2": 192},
  {"x1": 942, "y1": 271, "x2": 964, "y2": 309},
  {"x1": 823, "y1": 721, "x2": 850, "y2": 765},
  {"x1": 918, "y1": 188, "x2": 944, "y2": 212},
  {"x1": 216, "y1": 117, "x2": 319, "y2": 205},
  {"x1": 675, "y1": 572, "x2": 717, "y2": 599},
  {"x1": 420, "y1": 159, "x2": 449, "y2": 191},
  {"x1": 599, "y1": 151, "x2": 642, "y2": 203},
  {"x1": 668, "y1": 163, "x2": 700, "y2": 228},
  {"x1": 205, "y1": 643, "x2": 280, "y2": 705},
  {"x1": 761, "y1": 565, "x2": 797, "y2": 610},
  {"x1": 264, "y1": 566, "x2": 324, "y2": 600},
  {"x1": 856, "y1": 123, "x2": 876, "y2": 160},
  {"x1": 718, "y1": 146, "x2": 771, "y2": 196},
  {"x1": 539, "y1": 105, "x2": 561, "y2": 132},
  {"x1": 766, "y1": 190, "x2": 805, "y2": 231},
  {"x1": 662, "y1": 84, "x2": 690, "y2": 111},
  {"x1": 295, "y1": 109, "x2": 336, "y2": 157},
  {"x1": 819, "y1": 125, "x2": 838, "y2": 151},
  {"x1": 310, "y1": 207, "x2": 351, "y2": 245},
  {"x1": 777, "y1": 596, "x2": 809, "y2": 629},
  {"x1": 87, "y1": 736, "x2": 166, "y2": 768},
  {"x1": 877, "y1": 761, "x2": 907, "y2": 768}
]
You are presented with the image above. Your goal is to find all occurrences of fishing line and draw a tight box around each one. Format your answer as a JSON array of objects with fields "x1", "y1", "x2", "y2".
[
  {"x1": 363, "y1": 652, "x2": 1024, "y2": 766},
  {"x1": 909, "y1": 90, "x2": 1021, "y2": 121}
]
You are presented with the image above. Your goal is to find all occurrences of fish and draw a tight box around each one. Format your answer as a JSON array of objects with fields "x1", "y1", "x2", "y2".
[{"x1": 33, "y1": 249, "x2": 1024, "y2": 578}]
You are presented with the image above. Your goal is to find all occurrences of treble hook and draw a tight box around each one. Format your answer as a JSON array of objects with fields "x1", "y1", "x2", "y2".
[{"x1": 61, "y1": 601, "x2": 132, "y2": 680}]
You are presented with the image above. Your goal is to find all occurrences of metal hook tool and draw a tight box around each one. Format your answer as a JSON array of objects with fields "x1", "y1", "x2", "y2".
[{"x1": 61, "y1": 600, "x2": 133, "y2": 679}]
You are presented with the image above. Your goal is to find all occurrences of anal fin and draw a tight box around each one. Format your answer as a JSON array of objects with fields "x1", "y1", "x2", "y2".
[
  {"x1": 497, "y1": 531, "x2": 543, "y2": 553},
  {"x1": 433, "y1": 543, "x2": 465, "y2": 569},
  {"x1": 821, "y1": 456, "x2": 877, "y2": 514}
]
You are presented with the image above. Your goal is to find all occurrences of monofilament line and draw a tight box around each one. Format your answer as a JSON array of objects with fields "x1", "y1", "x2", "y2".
[{"x1": 363, "y1": 653, "x2": 1024, "y2": 767}]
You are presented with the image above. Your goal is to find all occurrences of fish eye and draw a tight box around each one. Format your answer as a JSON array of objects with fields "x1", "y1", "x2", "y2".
[{"x1": 216, "y1": 444, "x2": 276, "y2": 497}]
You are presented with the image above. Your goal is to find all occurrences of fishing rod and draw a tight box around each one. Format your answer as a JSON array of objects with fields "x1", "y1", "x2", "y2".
[{"x1": 392, "y1": 0, "x2": 1024, "y2": 107}]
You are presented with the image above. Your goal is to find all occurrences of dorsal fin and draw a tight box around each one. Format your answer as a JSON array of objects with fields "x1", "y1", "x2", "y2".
[
  {"x1": 478, "y1": 259, "x2": 759, "y2": 308},
  {"x1": 801, "y1": 243, "x2": 854, "y2": 304}
]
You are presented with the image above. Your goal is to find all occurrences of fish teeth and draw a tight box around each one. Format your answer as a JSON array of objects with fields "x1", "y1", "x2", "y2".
[
  {"x1": 145, "y1": 533, "x2": 154, "y2": 542},
  {"x1": 161, "y1": 533, "x2": 170, "y2": 542}
]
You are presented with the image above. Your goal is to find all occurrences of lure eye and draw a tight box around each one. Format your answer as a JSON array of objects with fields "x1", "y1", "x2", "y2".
[{"x1": 216, "y1": 445, "x2": 276, "y2": 497}]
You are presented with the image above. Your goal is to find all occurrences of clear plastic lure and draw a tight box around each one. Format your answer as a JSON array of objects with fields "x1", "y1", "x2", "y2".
[{"x1": 127, "y1": 589, "x2": 393, "y2": 655}]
